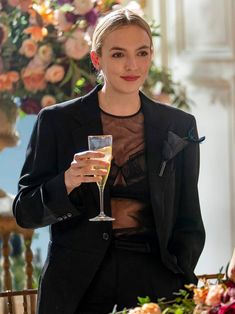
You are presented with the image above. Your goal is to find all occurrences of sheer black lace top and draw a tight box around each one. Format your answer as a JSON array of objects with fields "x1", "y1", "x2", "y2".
[{"x1": 100, "y1": 108, "x2": 156, "y2": 239}]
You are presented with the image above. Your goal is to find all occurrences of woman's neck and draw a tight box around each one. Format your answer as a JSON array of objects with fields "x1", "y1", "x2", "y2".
[{"x1": 98, "y1": 85, "x2": 141, "y2": 116}]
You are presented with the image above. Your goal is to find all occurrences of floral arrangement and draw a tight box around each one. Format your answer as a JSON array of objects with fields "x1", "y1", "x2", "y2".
[
  {"x1": 0, "y1": 0, "x2": 120, "y2": 114},
  {"x1": 0, "y1": 0, "x2": 191, "y2": 117},
  {"x1": 112, "y1": 251, "x2": 235, "y2": 314},
  {"x1": 112, "y1": 278, "x2": 235, "y2": 314}
]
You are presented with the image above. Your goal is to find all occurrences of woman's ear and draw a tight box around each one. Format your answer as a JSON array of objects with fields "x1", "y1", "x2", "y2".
[{"x1": 90, "y1": 51, "x2": 100, "y2": 70}]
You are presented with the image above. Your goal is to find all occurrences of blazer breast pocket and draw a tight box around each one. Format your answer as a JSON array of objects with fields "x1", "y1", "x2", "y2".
[{"x1": 159, "y1": 158, "x2": 176, "y2": 177}]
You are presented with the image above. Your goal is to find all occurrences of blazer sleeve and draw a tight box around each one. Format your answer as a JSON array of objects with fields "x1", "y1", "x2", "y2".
[
  {"x1": 170, "y1": 116, "x2": 206, "y2": 280},
  {"x1": 13, "y1": 108, "x2": 84, "y2": 229}
]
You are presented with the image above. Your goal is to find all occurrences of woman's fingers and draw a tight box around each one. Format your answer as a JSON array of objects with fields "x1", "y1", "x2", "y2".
[
  {"x1": 74, "y1": 151, "x2": 109, "y2": 167},
  {"x1": 64, "y1": 150, "x2": 110, "y2": 194},
  {"x1": 74, "y1": 150, "x2": 104, "y2": 160},
  {"x1": 70, "y1": 164, "x2": 107, "y2": 177}
]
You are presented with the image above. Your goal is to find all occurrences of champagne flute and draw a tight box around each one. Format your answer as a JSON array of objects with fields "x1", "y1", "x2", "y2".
[{"x1": 88, "y1": 135, "x2": 115, "y2": 222}]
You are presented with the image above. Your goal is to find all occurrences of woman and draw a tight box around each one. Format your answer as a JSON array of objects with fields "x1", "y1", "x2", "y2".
[{"x1": 13, "y1": 9, "x2": 205, "y2": 314}]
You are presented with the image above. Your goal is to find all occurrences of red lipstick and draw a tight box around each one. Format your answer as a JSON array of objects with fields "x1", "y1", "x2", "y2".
[{"x1": 120, "y1": 76, "x2": 140, "y2": 81}]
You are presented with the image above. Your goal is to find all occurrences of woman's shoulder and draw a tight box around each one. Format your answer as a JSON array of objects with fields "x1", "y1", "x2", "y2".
[
  {"x1": 39, "y1": 85, "x2": 99, "y2": 117},
  {"x1": 140, "y1": 91, "x2": 195, "y2": 124},
  {"x1": 40, "y1": 96, "x2": 84, "y2": 116}
]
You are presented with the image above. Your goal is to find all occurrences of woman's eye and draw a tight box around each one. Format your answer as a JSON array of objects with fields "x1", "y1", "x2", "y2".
[
  {"x1": 138, "y1": 51, "x2": 149, "y2": 57},
  {"x1": 112, "y1": 52, "x2": 124, "y2": 58}
]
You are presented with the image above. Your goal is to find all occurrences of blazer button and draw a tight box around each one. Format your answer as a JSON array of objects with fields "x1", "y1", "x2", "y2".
[{"x1": 102, "y1": 233, "x2": 109, "y2": 241}]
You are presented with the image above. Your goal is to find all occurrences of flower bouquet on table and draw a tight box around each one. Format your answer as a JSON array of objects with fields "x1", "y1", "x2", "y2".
[
  {"x1": 112, "y1": 280, "x2": 235, "y2": 314},
  {"x1": 111, "y1": 251, "x2": 235, "y2": 314}
]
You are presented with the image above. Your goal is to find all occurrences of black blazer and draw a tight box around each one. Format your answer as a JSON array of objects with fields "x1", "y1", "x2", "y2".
[{"x1": 13, "y1": 85, "x2": 205, "y2": 314}]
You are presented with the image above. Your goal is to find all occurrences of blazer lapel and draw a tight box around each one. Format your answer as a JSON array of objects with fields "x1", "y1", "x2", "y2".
[{"x1": 141, "y1": 93, "x2": 170, "y2": 230}]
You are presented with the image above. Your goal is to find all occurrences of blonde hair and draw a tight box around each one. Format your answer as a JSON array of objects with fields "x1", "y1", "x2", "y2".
[{"x1": 91, "y1": 9, "x2": 153, "y2": 56}]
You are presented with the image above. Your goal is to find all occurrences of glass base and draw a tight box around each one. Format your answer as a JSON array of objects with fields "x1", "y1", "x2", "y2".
[{"x1": 89, "y1": 214, "x2": 115, "y2": 222}]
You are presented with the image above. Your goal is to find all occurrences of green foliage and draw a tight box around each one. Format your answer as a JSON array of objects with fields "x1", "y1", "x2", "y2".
[
  {"x1": 137, "y1": 296, "x2": 151, "y2": 305},
  {"x1": 159, "y1": 290, "x2": 195, "y2": 314}
]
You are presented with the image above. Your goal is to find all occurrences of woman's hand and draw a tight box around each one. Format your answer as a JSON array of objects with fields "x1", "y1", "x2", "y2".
[{"x1": 64, "y1": 151, "x2": 109, "y2": 194}]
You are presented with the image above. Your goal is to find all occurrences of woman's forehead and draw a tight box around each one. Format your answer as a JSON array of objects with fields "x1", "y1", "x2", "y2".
[{"x1": 102, "y1": 25, "x2": 151, "y2": 48}]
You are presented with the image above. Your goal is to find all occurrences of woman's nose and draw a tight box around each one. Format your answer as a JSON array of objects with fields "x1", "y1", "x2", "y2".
[{"x1": 125, "y1": 57, "x2": 138, "y2": 71}]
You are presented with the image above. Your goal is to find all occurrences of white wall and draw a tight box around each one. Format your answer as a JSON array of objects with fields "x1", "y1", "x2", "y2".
[{"x1": 149, "y1": 0, "x2": 235, "y2": 274}]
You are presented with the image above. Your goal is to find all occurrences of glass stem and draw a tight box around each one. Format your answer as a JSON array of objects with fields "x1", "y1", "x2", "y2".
[{"x1": 98, "y1": 186, "x2": 105, "y2": 216}]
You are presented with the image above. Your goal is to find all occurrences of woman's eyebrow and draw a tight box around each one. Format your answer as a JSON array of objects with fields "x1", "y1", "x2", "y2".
[{"x1": 109, "y1": 45, "x2": 151, "y2": 52}]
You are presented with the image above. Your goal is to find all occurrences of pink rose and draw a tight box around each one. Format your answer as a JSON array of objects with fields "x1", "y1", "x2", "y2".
[
  {"x1": 45, "y1": 65, "x2": 65, "y2": 83},
  {"x1": 41, "y1": 95, "x2": 56, "y2": 108},
  {"x1": 21, "y1": 67, "x2": 46, "y2": 92},
  {"x1": 19, "y1": 39, "x2": 38, "y2": 58},
  {"x1": 27, "y1": 55, "x2": 47, "y2": 69},
  {"x1": 206, "y1": 285, "x2": 225, "y2": 307},
  {"x1": 64, "y1": 29, "x2": 90, "y2": 60},
  {"x1": 73, "y1": 0, "x2": 93, "y2": 15}
]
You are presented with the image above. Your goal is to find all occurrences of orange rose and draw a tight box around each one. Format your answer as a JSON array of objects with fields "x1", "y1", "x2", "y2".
[
  {"x1": 0, "y1": 74, "x2": 12, "y2": 91},
  {"x1": 8, "y1": 71, "x2": 20, "y2": 83},
  {"x1": 19, "y1": 39, "x2": 38, "y2": 58},
  {"x1": 41, "y1": 95, "x2": 56, "y2": 108},
  {"x1": 45, "y1": 65, "x2": 65, "y2": 83},
  {"x1": 0, "y1": 71, "x2": 19, "y2": 91},
  {"x1": 64, "y1": 29, "x2": 90, "y2": 60},
  {"x1": 142, "y1": 303, "x2": 161, "y2": 314},
  {"x1": 21, "y1": 67, "x2": 46, "y2": 92}
]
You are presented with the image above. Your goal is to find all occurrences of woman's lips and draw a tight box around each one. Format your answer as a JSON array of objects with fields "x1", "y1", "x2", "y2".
[{"x1": 120, "y1": 76, "x2": 140, "y2": 81}]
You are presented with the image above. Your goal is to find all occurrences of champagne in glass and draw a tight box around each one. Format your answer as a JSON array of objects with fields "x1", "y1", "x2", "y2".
[{"x1": 88, "y1": 135, "x2": 115, "y2": 222}]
